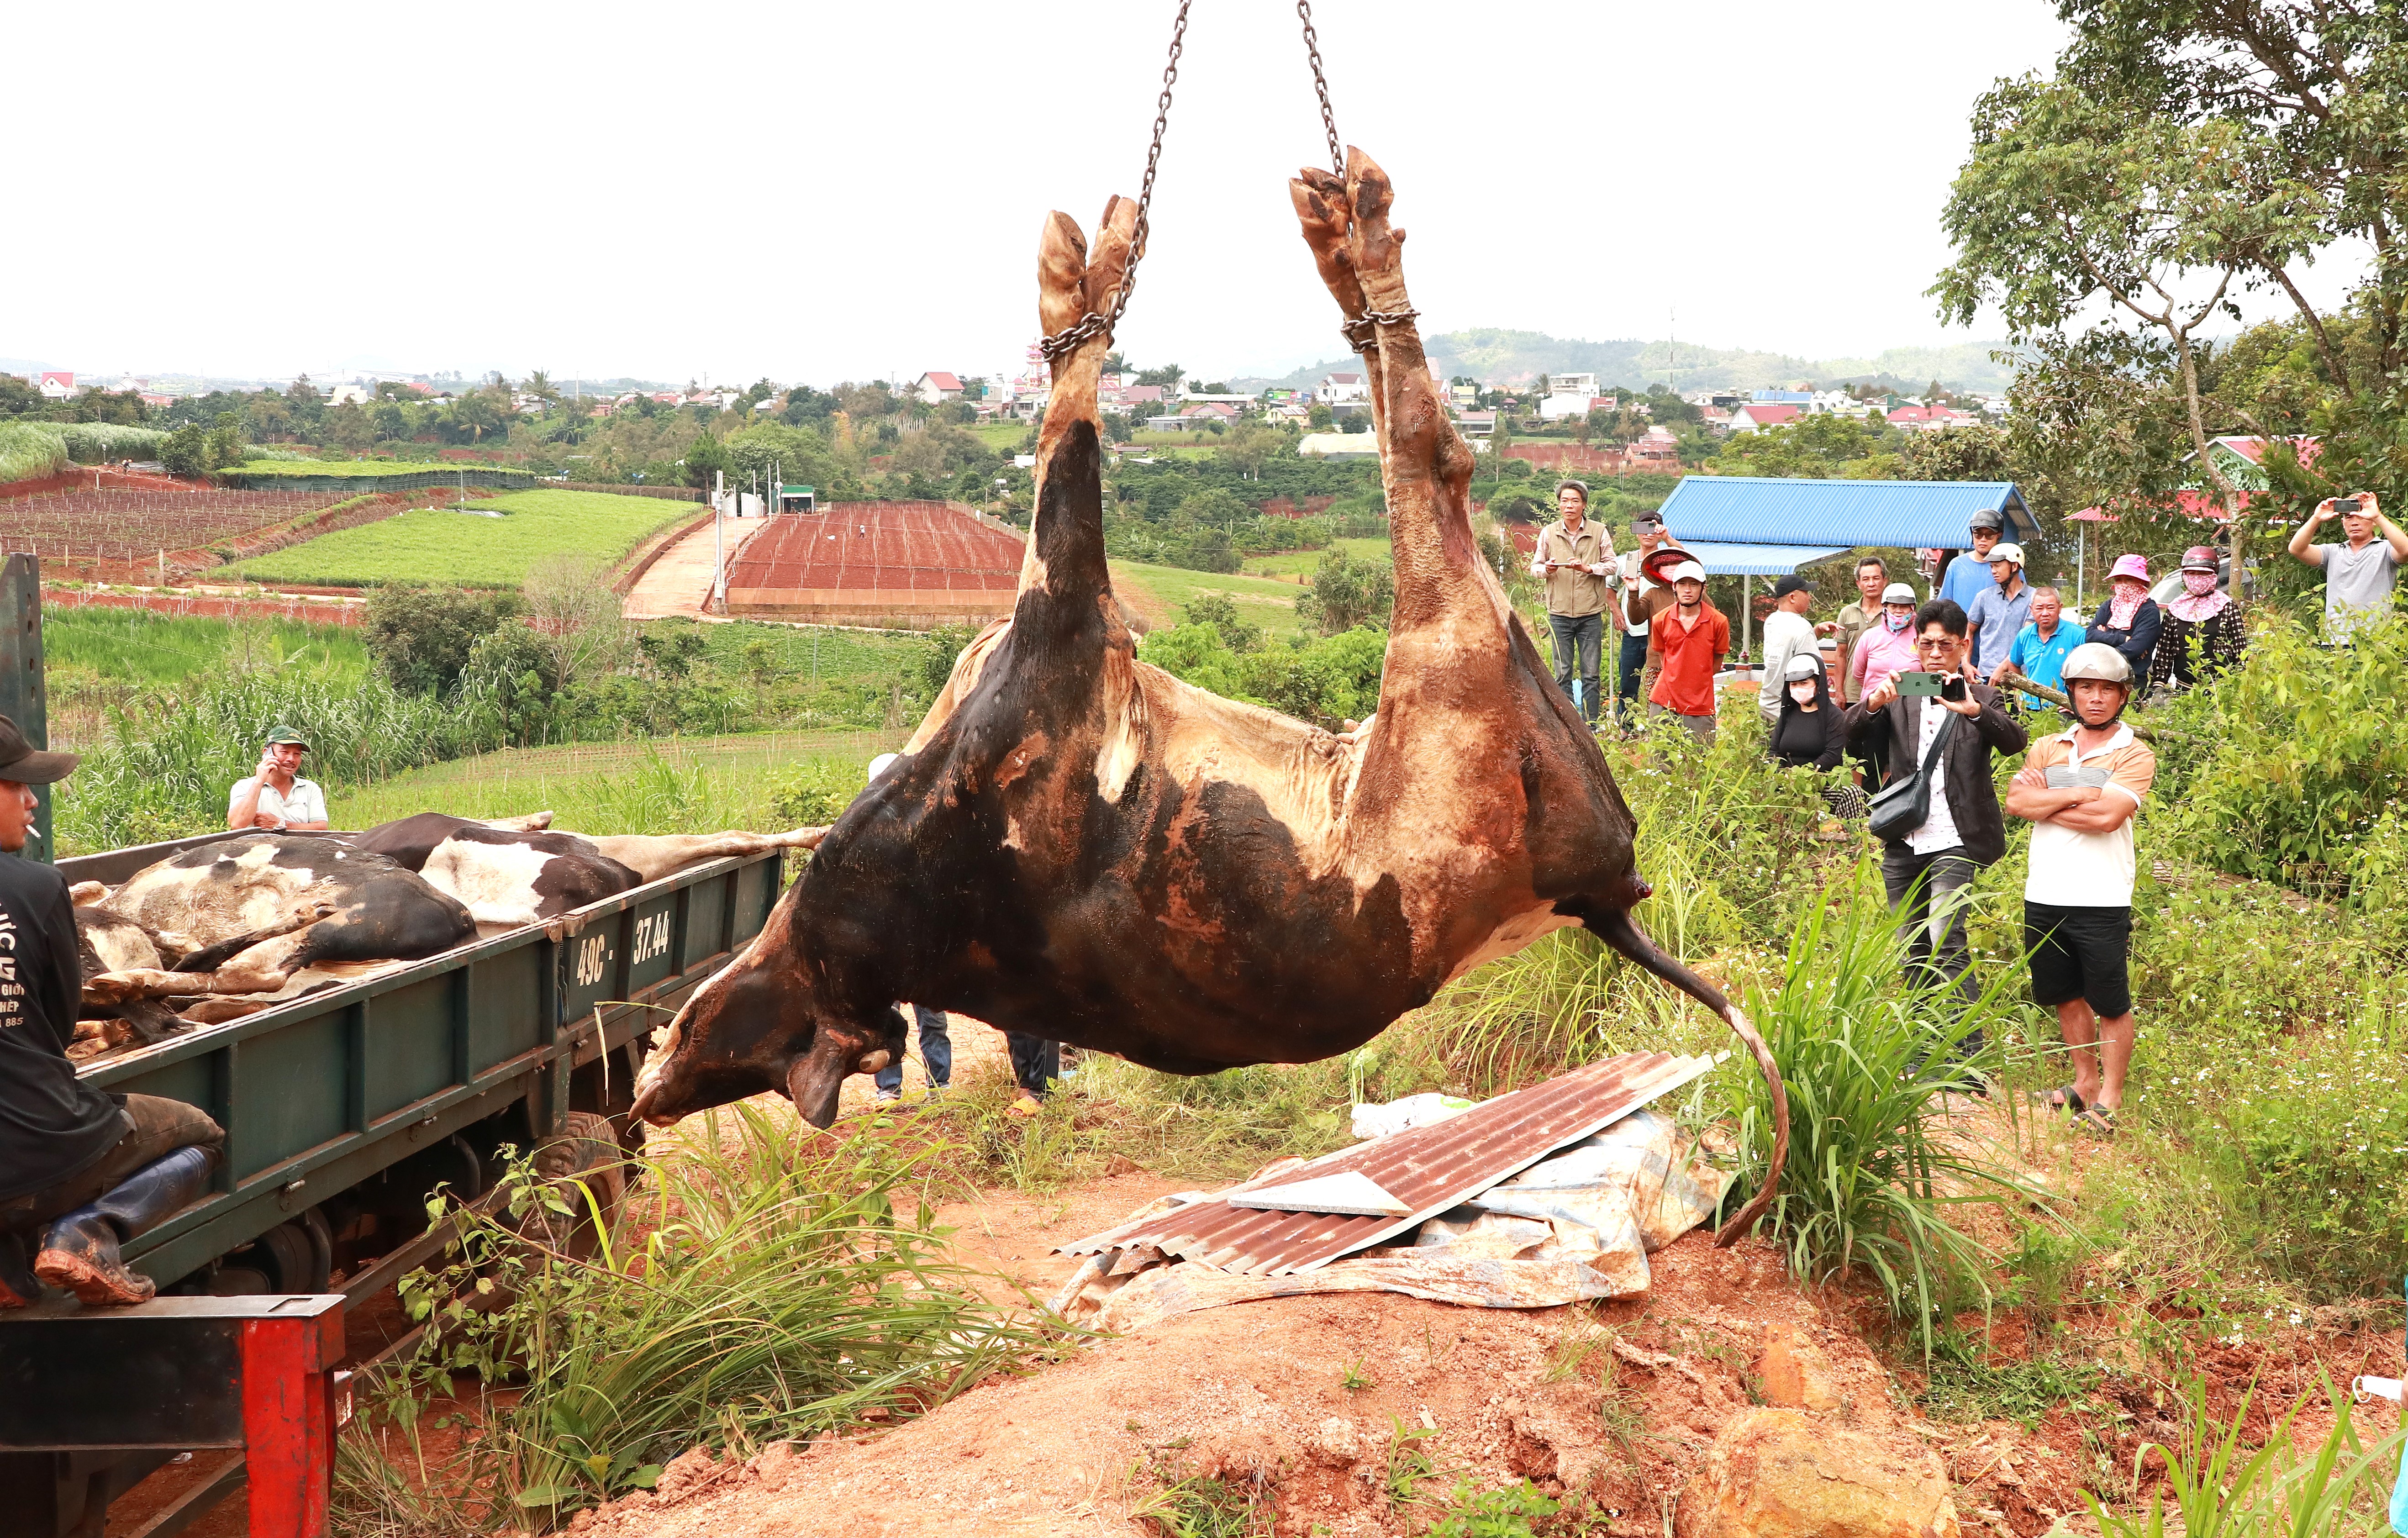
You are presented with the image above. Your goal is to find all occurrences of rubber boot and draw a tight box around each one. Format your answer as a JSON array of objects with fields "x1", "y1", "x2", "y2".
[
  {"x1": 0, "y1": 1229, "x2": 37, "y2": 1308},
  {"x1": 34, "y1": 1146, "x2": 216, "y2": 1307}
]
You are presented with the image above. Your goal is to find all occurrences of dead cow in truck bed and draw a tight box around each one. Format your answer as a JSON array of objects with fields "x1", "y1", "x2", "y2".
[
  {"x1": 631, "y1": 148, "x2": 1790, "y2": 1243},
  {"x1": 81, "y1": 836, "x2": 474, "y2": 1007},
  {"x1": 351, "y1": 812, "x2": 831, "y2": 927}
]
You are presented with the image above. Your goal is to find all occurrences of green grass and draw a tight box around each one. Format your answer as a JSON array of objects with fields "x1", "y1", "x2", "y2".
[
  {"x1": 641, "y1": 616, "x2": 927, "y2": 681},
  {"x1": 1241, "y1": 536, "x2": 1390, "y2": 578},
  {"x1": 1108, "y1": 560, "x2": 1304, "y2": 634},
  {"x1": 965, "y1": 421, "x2": 1027, "y2": 452},
  {"x1": 222, "y1": 457, "x2": 530, "y2": 479},
  {"x1": 334, "y1": 729, "x2": 905, "y2": 834},
  {"x1": 227, "y1": 488, "x2": 692, "y2": 588},
  {"x1": 47, "y1": 606, "x2": 367, "y2": 688}
]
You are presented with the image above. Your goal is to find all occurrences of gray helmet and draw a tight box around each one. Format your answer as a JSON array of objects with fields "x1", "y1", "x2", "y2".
[
  {"x1": 1967, "y1": 508, "x2": 2005, "y2": 533},
  {"x1": 2060, "y1": 642, "x2": 2132, "y2": 686}
]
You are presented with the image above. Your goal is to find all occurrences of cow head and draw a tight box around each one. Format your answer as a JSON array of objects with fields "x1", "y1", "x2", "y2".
[{"x1": 629, "y1": 887, "x2": 906, "y2": 1129}]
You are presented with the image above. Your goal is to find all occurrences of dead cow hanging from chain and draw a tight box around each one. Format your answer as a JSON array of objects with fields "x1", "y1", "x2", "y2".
[{"x1": 632, "y1": 149, "x2": 1789, "y2": 1243}]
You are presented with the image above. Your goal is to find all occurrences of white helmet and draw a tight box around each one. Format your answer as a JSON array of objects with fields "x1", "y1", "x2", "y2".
[
  {"x1": 1666, "y1": 560, "x2": 1707, "y2": 585},
  {"x1": 2060, "y1": 643, "x2": 2132, "y2": 686},
  {"x1": 1783, "y1": 652, "x2": 1822, "y2": 681},
  {"x1": 1880, "y1": 581, "x2": 1918, "y2": 605}
]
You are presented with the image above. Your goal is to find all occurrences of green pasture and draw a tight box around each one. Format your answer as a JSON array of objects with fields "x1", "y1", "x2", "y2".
[
  {"x1": 335, "y1": 727, "x2": 905, "y2": 835},
  {"x1": 227, "y1": 489, "x2": 692, "y2": 589},
  {"x1": 1107, "y1": 559, "x2": 1305, "y2": 633},
  {"x1": 223, "y1": 458, "x2": 490, "y2": 479},
  {"x1": 965, "y1": 421, "x2": 1027, "y2": 452},
  {"x1": 1241, "y1": 535, "x2": 1391, "y2": 578}
]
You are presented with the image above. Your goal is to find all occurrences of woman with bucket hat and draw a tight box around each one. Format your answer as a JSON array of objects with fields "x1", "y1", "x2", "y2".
[
  {"x1": 2085, "y1": 554, "x2": 2163, "y2": 679},
  {"x1": 2148, "y1": 545, "x2": 2245, "y2": 696}
]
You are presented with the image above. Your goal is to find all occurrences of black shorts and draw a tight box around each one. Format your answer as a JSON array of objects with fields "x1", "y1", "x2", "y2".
[{"x1": 2024, "y1": 902, "x2": 2133, "y2": 1017}]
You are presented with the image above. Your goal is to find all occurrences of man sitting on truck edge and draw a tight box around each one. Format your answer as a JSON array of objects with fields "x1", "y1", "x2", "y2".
[
  {"x1": 227, "y1": 724, "x2": 329, "y2": 833},
  {"x1": 0, "y1": 716, "x2": 225, "y2": 1307}
]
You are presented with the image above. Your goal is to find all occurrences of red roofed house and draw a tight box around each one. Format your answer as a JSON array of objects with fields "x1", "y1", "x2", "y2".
[
  {"x1": 1725, "y1": 402, "x2": 1802, "y2": 434},
  {"x1": 37, "y1": 372, "x2": 74, "y2": 400},
  {"x1": 911, "y1": 372, "x2": 965, "y2": 404},
  {"x1": 1886, "y1": 405, "x2": 1977, "y2": 431}
]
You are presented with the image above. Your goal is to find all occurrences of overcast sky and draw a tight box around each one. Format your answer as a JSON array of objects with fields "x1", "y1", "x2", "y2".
[{"x1": 11, "y1": 0, "x2": 2325, "y2": 388}]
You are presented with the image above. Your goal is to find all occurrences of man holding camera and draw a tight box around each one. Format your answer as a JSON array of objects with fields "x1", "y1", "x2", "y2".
[
  {"x1": 2005, "y1": 643, "x2": 2155, "y2": 1138},
  {"x1": 1530, "y1": 480, "x2": 1615, "y2": 726},
  {"x1": 2287, "y1": 491, "x2": 2408, "y2": 642},
  {"x1": 1845, "y1": 600, "x2": 2028, "y2": 1044}
]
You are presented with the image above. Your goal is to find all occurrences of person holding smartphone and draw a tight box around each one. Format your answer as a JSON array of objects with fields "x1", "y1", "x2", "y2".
[
  {"x1": 2287, "y1": 490, "x2": 2408, "y2": 642},
  {"x1": 1528, "y1": 479, "x2": 1616, "y2": 725},
  {"x1": 1844, "y1": 599, "x2": 2028, "y2": 1046},
  {"x1": 225, "y1": 726, "x2": 329, "y2": 832}
]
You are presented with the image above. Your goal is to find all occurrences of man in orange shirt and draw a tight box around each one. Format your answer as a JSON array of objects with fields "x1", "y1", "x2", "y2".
[{"x1": 1644, "y1": 560, "x2": 1728, "y2": 744}]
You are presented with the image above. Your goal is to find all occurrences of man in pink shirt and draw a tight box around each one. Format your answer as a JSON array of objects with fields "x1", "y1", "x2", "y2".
[{"x1": 1849, "y1": 581, "x2": 1922, "y2": 700}]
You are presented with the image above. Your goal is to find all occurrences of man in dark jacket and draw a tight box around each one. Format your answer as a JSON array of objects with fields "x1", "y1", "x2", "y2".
[
  {"x1": 0, "y1": 716, "x2": 223, "y2": 1307},
  {"x1": 1845, "y1": 600, "x2": 2029, "y2": 1051}
]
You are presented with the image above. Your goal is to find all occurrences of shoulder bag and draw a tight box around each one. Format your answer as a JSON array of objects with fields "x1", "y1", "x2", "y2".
[{"x1": 1867, "y1": 704, "x2": 1959, "y2": 842}]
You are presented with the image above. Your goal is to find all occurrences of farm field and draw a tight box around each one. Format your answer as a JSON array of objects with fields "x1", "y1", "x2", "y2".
[
  {"x1": 44, "y1": 606, "x2": 367, "y2": 751},
  {"x1": 222, "y1": 457, "x2": 525, "y2": 479},
  {"x1": 335, "y1": 727, "x2": 903, "y2": 833},
  {"x1": 228, "y1": 488, "x2": 693, "y2": 588},
  {"x1": 0, "y1": 487, "x2": 359, "y2": 560},
  {"x1": 965, "y1": 421, "x2": 1028, "y2": 453},
  {"x1": 1107, "y1": 558, "x2": 1306, "y2": 632},
  {"x1": 1241, "y1": 534, "x2": 1390, "y2": 578}
]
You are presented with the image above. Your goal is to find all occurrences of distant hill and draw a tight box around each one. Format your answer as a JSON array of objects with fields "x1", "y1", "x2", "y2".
[{"x1": 1231, "y1": 332, "x2": 2020, "y2": 395}]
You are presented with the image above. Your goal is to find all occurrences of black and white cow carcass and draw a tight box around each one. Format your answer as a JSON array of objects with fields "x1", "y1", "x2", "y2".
[
  {"x1": 79, "y1": 836, "x2": 474, "y2": 1011},
  {"x1": 350, "y1": 812, "x2": 829, "y2": 927}
]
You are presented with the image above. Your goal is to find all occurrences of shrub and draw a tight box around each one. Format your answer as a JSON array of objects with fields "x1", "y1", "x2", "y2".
[
  {"x1": 1295, "y1": 546, "x2": 1394, "y2": 635},
  {"x1": 364, "y1": 586, "x2": 522, "y2": 695},
  {"x1": 770, "y1": 757, "x2": 870, "y2": 827}
]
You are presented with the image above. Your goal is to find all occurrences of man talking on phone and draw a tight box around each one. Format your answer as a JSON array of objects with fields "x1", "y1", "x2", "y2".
[
  {"x1": 1845, "y1": 600, "x2": 2027, "y2": 1047},
  {"x1": 226, "y1": 726, "x2": 329, "y2": 832},
  {"x1": 2287, "y1": 490, "x2": 2408, "y2": 642}
]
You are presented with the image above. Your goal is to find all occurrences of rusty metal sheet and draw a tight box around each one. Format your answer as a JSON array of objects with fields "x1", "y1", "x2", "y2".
[{"x1": 1059, "y1": 1051, "x2": 1716, "y2": 1275}]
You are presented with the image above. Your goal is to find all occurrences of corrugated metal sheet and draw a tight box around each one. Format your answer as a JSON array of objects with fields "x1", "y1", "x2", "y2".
[
  {"x1": 1676, "y1": 541, "x2": 1852, "y2": 577},
  {"x1": 1059, "y1": 1052, "x2": 1716, "y2": 1275},
  {"x1": 1655, "y1": 477, "x2": 2038, "y2": 548}
]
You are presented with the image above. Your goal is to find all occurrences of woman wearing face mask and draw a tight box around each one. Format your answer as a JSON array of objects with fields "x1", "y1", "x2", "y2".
[
  {"x1": 1770, "y1": 651, "x2": 1865, "y2": 816},
  {"x1": 2147, "y1": 545, "x2": 2245, "y2": 696},
  {"x1": 2086, "y1": 554, "x2": 2162, "y2": 678}
]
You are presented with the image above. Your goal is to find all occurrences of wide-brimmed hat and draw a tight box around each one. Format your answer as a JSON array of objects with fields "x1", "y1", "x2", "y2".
[
  {"x1": 1881, "y1": 581, "x2": 1918, "y2": 605},
  {"x1": 0, "y1": 714, "x2": 77, "y2": 785},
  {"x1": 2180, "y1": 545, "x2": 2219, "y2": 573},
  {"x1": 1641, "y1": 545, "x2": 1691, "y2": 582},
  {"x1": 2109, "y1": 553, "x2": 2151, "y2": 584}
]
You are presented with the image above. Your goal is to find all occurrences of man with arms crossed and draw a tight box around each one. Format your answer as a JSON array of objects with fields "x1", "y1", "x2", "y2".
[
  {"x1": 2287, "y1": 490, "x2": 2408, "y2": 641},
  {"x1": 227, "y1": 725, "x2": 329, "y2": 832},
  {"x1": 2005, "y1": 643, "x2": 2155, "y2": 1138}
]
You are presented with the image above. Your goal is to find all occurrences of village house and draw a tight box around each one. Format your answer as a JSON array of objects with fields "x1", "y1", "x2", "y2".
[
  {"x1": 910, "y1": 371, "x2": 965, "y2": 404},
  {"x1": 1886, "y1": 404, "x2": 1978, "y2": 431},
  {"x1": 37, "y1": 372, "x2": 74, "y2": 400},
  {"x1": 1316, "y1": 371, "x2": 1367, "y2": 404},
  {"x1": 1724, "y1": 402, "x2": 1803, "y2": 434}
]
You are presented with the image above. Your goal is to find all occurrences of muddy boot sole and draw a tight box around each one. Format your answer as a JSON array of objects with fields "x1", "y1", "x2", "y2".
[{"x1": 34, "y1": 1248, "x2": 156, "y2": 1307}]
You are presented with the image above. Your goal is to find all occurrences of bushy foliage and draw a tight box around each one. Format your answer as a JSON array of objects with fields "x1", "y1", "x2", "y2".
[
  {"x1": 364, "y1": 585, "x2": 523, "y2": 695},
  {"x1": 1142, "y1": 621, "x2": 1386, "y2": 730},
  {"x1": 1295, "y1": 546, "x2": 1395, "y2": 635},
  {"x1": 769, "y1": 758, "x2": 871, "y2": 827}
]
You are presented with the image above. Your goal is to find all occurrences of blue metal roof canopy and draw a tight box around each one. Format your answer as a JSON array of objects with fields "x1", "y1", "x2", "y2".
[
  {"x1": 1654, "y1": 477, "x2": 2038, "y2": 548},
  {"x1": 1676, "y1": 542, "x2": 1852, "y2": 576}
]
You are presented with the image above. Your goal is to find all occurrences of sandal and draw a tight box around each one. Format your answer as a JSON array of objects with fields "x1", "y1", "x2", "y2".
[
  {"x1": 2029, "y1": 1084, "x2": 2085, "y2": 1114},
  {"x1": 2075, "y1": 1104, "x2": 2118, "y2": 1139}
]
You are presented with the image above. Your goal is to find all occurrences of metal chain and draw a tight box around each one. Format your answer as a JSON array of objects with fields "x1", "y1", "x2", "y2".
[
  {"x1": 1038, "y1": 0, "x2": 1191, "y2": 362},
  {"x1": 1296, "y1": 0, "x2": 1345, "y2": 179}
]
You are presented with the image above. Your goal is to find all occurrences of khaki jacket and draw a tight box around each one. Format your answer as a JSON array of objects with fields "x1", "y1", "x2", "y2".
[
  {"x1": 1533, "y1": 520, "x2": 1613, "y2": 617},
  {"x1": 1832, "y1": 601, "x2": 1878, "y2": 702}
]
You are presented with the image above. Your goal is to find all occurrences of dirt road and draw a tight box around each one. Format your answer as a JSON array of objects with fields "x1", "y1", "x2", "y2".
[{"x1": 624, "y1": 513, "x2": 774, "y2": 621}]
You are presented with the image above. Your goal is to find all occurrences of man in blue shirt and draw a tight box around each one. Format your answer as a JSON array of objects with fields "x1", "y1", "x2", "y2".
[
  {"x1": 1965, "y1": 542, "x2": 2032, "y2": 677},
  {"x1": 1938, "y1": 508, "x2": 2007, "y2": 612},
  {"x1": 2001, "y1": 585, "x2": 2082, "y2": 708}
]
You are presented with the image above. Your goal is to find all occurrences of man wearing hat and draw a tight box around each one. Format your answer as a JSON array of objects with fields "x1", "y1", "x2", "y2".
[
  {"x1": 1965, "y1": 542, "x2": 2032, "y2": 681},
  {"x1": 0, "y1": 716, "x2": 225, "y2": 1306},
  {"x1": 1645, "y1": 559, "x2": 1728, "y2": 744},
  {"x1": 1608, "y1": 511, "x2": 1683, "y2": 727},
  {"x1": 1939, "y1": 507, "x2": 2008, "y2": 612},
  {"x1": 1755, "y1": 574, "x2": 1820, "y2": 730},
  {"x1": 227, "y1": 726, "x2": 328, "y2": 832},
  {"x1": 1528, "y1": 480, "x2": 1617, "y2": 727}
]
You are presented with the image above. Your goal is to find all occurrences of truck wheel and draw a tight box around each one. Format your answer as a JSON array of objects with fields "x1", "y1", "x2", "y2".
[
  {"x1": 233, "y1": 1218, "x2": 332, "y2": 1295},
  {"x1": 522, "y1": 1112, "x2": 625, "y2": 1261}
]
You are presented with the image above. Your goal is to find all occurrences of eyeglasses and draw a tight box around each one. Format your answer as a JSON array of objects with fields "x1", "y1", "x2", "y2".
[{"x1": 1914, "y1": 638, "x2": 1956, "y2": 651}]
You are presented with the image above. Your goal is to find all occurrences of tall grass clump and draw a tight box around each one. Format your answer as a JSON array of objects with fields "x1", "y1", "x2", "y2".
[
  {"x1": 2088, "y1": 1375, "x2": 2408, "y2": 1538},
  {"x1": 0, "y1": 421, "x2": 68, "y2": 484},
  {"x1": 1730, "y1": 866, "x2": 2031, "y2": 1353},
  {"x1": 345, "y1": 1103, "x2": 1052, "y2": 1529}
]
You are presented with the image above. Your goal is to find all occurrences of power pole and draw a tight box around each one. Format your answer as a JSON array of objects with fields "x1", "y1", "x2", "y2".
[{"x1": 712, "y1": 470, "x2": 726, "y2": 614}]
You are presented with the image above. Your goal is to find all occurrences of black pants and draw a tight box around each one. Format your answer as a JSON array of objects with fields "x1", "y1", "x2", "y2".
[
  {"x1": 1547, "y1": 611, "x2": 1604, "y2": 724},
  {"x1": 1879, "y1": 845, "x2": 1987, "y2": 1058},
  {"x1": 1006, "y1": 1032, "x2": 1060, "y2": 1097},
  {"x1": 0, "y1": 1094, "x2": 224, "y2": 1232},
  {"x1": 1617, "y1": 631, "x2": 1649, "y2": 722}
]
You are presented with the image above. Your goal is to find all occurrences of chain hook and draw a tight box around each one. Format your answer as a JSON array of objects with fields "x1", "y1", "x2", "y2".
[{"x1": 1296, "y1": 0, "x2": 1345, "y2": 179}]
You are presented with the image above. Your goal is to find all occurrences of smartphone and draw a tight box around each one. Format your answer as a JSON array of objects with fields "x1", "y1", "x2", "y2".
[
  {"x1": 1893, "y1": 671, "x2": 1944, "y2": 697},
  {"x1": 1941, "y1": 673, "x2": 1967, "y2": 703},
  {"x1": 2335, "y1": 496, "x2": 2364, "y2": 514}
]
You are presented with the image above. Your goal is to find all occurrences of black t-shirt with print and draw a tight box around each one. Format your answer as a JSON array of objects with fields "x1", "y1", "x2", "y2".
[{"x1": 0, "y1": 853, "x2": 124, "y2": 1202}]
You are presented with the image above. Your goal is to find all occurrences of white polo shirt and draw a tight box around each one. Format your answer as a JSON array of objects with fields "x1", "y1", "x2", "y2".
[
  {"x1": 228, "y1": 775, "x2": 328, "y2": 829},
  {"x1": 2014, "y1": 725, "x2": 2157, "y2": 907}
]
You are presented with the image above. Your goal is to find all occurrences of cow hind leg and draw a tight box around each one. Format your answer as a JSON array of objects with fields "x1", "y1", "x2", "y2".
[
  {"x1": 1580, "y1": 907, "x2": 1790, "y2": 1248},
  {"x1": 174, "y1": 904, "x2": 337, "y2": 972},
  {"x1": 591, "y1": 829, "x2": 828, "y2": 885}
]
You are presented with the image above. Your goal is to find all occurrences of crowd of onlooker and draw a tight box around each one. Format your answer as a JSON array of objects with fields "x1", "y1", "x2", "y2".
[{"x1": 1530, "y1": 479, "x2": 2406, "y2": 1140}]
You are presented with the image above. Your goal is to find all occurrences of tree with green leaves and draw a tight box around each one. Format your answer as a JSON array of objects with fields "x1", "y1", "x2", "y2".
[
  {"x1": 681, "y1": 431, "x2": 728, "y2": 489},
  {"x1": 1296, "y1": 546, "x2": 1395, "y2": 635}
]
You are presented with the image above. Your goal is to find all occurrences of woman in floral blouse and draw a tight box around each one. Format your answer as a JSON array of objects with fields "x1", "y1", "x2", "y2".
[{"x1": 2147, "y1": 544, "x2": 2246, "y2": 695}]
